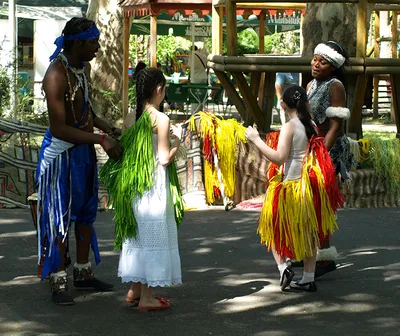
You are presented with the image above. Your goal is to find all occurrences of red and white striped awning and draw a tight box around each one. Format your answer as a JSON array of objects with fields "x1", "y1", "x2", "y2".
[
  {"x1": 119, "y1": 0, "x2": 305, "y2": 18},
  {"x1": 119, "y1": 0, "x2": 212, "y2": 17}
]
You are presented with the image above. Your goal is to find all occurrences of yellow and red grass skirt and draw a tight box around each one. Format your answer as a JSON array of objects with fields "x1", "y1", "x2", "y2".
[{"x1": 258, "y1": 136, "x2": 343, "y2": 261}]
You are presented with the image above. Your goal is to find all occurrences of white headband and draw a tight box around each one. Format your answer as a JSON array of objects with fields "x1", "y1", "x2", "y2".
[{"x1": 314, "y1": 43, "x2": 345, "y2": 68}]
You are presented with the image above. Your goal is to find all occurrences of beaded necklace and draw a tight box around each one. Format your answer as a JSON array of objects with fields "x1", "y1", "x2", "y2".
[{"x1": 58, "y1": 52, "x2": 93, "y2": 129}]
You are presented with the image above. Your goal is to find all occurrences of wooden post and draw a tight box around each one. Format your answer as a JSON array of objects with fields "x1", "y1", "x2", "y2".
[
  {"x1": 122, "y1": 15, "x2": 130, "y2": 118},
  {"x1": 349, "y1": 0, "x2": 369, "y2": 138},
  {"x1": 232, "y1": 73, "x2": 267, "y2": 130},
  {"x1": 261, "y1": 72, "x2": 276, "y2": 131},
  {"x1": 226, "y1": 0, "x2": 238, "y2": 56},
  {"x1": 373, "y1": 10, "x2": 380, "y2": 119},
  {"x1": 150, "y1": 13, "x2": 157, "y2": 67},
  {"x1": 391, "y1": 11, "x2": 398, "y2": 58},
  {"x1": 391, "y1": 11, "x2": 398, "y2": 123},
  {"x1": 212, "y1": 6, "x2": 223, "y2": 54},
  {"x1": 391, "y1": 74, "x2": 400, "y2": 138},
  {"x1": 259, "y1": 10, "x2": 265, "y2": 54},
  {"x1": 215, "y1": 70, "x2": 247, "y2": 118}
]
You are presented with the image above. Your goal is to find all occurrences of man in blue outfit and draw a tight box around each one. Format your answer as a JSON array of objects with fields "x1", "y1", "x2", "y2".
[{"x1": 36, "y1": 17, "x2": 122, "y2": 305}]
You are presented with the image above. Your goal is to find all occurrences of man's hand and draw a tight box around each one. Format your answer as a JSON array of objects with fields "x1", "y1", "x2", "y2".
[
  {"x1": 110, "y1": 127, "x2": 122, "y2": 137},
  {"x1": 101, "y1": 136, "x2": 123, "y2": 160}
]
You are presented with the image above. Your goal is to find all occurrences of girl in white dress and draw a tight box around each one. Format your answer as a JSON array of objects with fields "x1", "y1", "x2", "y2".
[{"x1": 118, "y1": 68, "x2": 183, "y2": 311}]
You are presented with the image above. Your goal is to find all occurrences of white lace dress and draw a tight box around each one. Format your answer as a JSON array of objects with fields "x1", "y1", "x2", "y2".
[{"x1": 118, "y1": 134, "x2": 182, "y2": 287}]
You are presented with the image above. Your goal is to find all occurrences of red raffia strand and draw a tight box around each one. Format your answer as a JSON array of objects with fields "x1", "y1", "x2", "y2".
[
  {"x1": 265, "y1": 131, "x2": 281, "y2": 180},
  {"x1": 309, "y1": 136, "x2": 344, "y2": 211},
  {"x1": 213, "y1": 186, "x2": 221, "y2": 199},
  {"x1": 203, "y1": 131, "x2": 213, "y2": 163},
  {"x1": 271, "y1": 184, "x2": 295, "y2": 259},
  {"x1": 309, "y1": 168, "x2": 326, "y2": 242}
]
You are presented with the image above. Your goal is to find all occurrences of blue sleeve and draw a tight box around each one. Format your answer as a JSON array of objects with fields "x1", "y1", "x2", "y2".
[{"x1": 275, "y1": 73, "x2": 286, "y2": 85}]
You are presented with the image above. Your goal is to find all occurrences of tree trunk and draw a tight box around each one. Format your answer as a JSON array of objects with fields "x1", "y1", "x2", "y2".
[
  {"x1": 86, "y1": 0, "x2": 124, "y2": 124},
  {"x1": 302, "y1": 4, "x2": 357, "y2": 58}
]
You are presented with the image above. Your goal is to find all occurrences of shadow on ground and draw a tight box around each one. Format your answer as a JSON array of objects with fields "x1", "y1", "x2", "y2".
[{"x1": 0, "y1": 208, "x2": 399, "y2": 336}]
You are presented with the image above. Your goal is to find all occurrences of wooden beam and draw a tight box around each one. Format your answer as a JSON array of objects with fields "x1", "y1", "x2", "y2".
[
  {"x1": 391, "y1": 74, "x2": 400, "y2": 138},
  {"x1": 357, "y1": 0, "x2": 368, "y2": 58},
  {"x1": 373, "y1": 10, "x2": 380, "y2": 119},
  {"x1": 215, "y1": 70, "x2": 247, "y2": 119},
  {"x1": 374, "y1": 4, "x2": 400, "y2": 11},
  {"x1": 349, "y1": 0, "x2": 369, "y2": 138},
  {"x1": 232, "y1": 0, "x2": 359, "y2": 3},
  {"x1": 212, "y1": 5, "x2": 223, "y2": 54},
  {"x1": 226, "y1": 0, "x2": 238, "y2": 56},
  {"x1": 349, "y1": 75, "x2": 368, "y2": 138},
  {"x1": 122, "y1": 15, "x2": 130, "y2": 118},
  {"x1": 236, "y1": 2, "x2": 306, "y2": 9},
  {"x1": 392, "y1": 11, "x2": 398, "y2": 58},
  {"x1": 150, "y1": 14, "x2": 157, "y2": 67},
  {"x1": 261, "y1": 72, "x2": 276, "y2": 132},
  {"x1": 232, "y1": 72, "x2": 268, "y2": 130},
  {"x1": 250, "y1": 72, "x2": 261, "y2": 97},
  {"x1": 257, "y1": 73, "x2": 266, "y2": 107}
]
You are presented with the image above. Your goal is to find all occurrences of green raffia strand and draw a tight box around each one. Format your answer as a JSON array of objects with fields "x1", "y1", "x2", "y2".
[
  {"x1": 99, "y1": 112, "x2": 155, "y2": 250},
  {"x1": 168, "y1": 162, "x2": 184, "y2": 227},
  {"x1": 100, "y1": 112, "x2": 185, "y2": 249},
  {"x1": 364, "y1": 136, "x2": 400, "y2": 192}
]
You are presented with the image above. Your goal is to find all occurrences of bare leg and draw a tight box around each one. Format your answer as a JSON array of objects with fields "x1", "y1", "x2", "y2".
[
  {"x1": 75, "y1": 222, "x2": 92, "y2": 264},
  {"x1": 73, "y1": 222, "x2": 113, "y2": 291},
  {"x1": 126, "y1": 282, "x2": 141, "y2": 301},
  {"x1": 55, "y1": 238, "x2": 66, "y2": 272},
  {"x1": 271, "y1": 248, "x2": 286, "y2": 266},
  {"x1": 138, "y1": 284, "x2": 162, "y2": 309},
  {"x1": 290, "y1": 248, "x2": 318, "y2": 291},
  {"x1": 303, "y1": 249, "x2": 317, "y2": 274},
  {"x1": 271, "y1": 247, "x2": 294, "y2": 291}
]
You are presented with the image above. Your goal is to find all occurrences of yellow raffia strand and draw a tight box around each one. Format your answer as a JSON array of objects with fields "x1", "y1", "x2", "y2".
[
  {"x1": 188, "y1": 112, "x2": 247, "y2": 203},
  {"x1": 305, "y1": 155, "x2": 338, "y2": 237},
  {"x1": 215, "y1": 119, "x2": 243, "y2": 197},
  {"x1": 204, "y1": 160, "x2": 220, "y2": 203},
  {"x1": 258, "y1": 152, "x2": 339, "y2": 261}
]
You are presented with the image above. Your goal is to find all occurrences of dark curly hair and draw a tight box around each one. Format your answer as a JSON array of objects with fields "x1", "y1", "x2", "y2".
[{"x1": 325, "y1": 41, "x2": 350, "y2": 84}]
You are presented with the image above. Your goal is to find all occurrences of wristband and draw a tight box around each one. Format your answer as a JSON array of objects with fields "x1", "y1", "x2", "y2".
[{"x1": 99, "y1": 134, "x2": 106, "y2": 146}]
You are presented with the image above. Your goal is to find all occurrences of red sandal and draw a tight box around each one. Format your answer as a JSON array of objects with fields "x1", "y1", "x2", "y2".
[{"x1": 137, "y1": 297, "x2": 170, "y2": 311}]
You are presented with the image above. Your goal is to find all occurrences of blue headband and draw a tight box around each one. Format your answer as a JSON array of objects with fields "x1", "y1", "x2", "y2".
[{"x1": 49, "y1": 24, "x2": 100, "y2": 61}]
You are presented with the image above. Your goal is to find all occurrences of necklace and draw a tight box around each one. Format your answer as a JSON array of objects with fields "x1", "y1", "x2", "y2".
[{"x1": 58, "y1": 53, "x2": 93, "y2": 129}]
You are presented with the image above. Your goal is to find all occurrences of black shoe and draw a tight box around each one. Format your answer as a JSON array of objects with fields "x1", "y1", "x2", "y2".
[
  {"x1": 315, "y1": 260, "x2": 337, "y2": 279},
  {"x1": 290, "y1": 260, "x2": 304, "y2": 268},
  {"x1": 290, "y1": 281, "x2": 317, "y2": 292},
  {"x1": 280, "y1": 268, "x2": 295, "y2": 291},
  {"x1": 52, "y1": 290, "x2": 75, "y2": 305},
  {"x1": 74, "y1": 278, "x2": 114, "y2": 291}
]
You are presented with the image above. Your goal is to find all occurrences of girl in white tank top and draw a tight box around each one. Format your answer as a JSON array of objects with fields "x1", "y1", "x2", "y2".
[{"x1": 245, "y1": 85, "x2": 342, "y2": 293}]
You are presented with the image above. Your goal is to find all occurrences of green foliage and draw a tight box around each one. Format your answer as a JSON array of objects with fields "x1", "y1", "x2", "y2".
[
  {"x1": 237, "y1": 29, "x2": 259, "y2": 55},
  {"x1": 205, "y1": 29, "x2": 300, "y2": 56},
  {"x1": 129, "y1": 35, "x2": 191, "y2": 75},
  {"x1": 0, "y1": 67, "x2": 10, "y2": 115}
]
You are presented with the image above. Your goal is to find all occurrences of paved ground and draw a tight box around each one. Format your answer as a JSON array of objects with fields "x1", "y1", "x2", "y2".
[{"x1": 0, "y1": 207, "x2": 399, "y2": 336}]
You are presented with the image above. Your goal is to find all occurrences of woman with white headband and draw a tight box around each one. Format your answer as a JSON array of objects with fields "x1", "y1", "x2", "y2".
[{"x1": 298, "y1": 41, "x2": 355, "y2": 278}]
